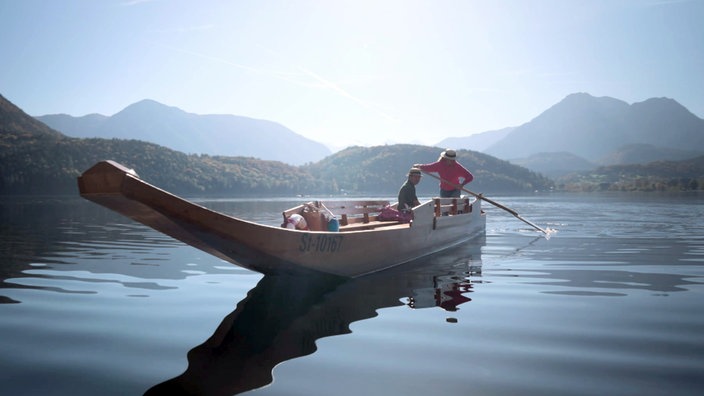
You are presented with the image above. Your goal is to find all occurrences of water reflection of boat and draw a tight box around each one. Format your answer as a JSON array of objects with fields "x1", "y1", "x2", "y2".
[{"x1": 144, "y1": 239, "x2": 484, "y2": 395}]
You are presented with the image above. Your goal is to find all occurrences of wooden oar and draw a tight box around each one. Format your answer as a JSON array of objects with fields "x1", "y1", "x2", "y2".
[{"x1": 421, "y1": 171, "x2": 548, "y2": 234}]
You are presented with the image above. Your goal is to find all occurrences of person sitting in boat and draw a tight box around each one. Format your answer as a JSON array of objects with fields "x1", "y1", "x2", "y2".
[
  {"x1": 397, "y1": 167, "x2": 422, "y2": 212},
  {"x1": 414, "y1": 149, "x2": 473, "y2": 198}
]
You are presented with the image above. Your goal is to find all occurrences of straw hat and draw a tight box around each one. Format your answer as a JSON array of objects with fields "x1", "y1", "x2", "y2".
[
  {"x1": 441, "y1": 149, "x2": 457, "y2": 160},
  {"x1": 408, "y1": 167, "x2": 422, "y2": 176}
]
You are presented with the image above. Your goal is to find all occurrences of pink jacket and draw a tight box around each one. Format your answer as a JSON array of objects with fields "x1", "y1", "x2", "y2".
[{"x1": 417, "y1": 160, "x2": 474, "y2": 191}]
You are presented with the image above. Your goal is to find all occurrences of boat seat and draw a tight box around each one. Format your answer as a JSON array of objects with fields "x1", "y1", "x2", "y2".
[
  {"x1": 433, "y1": 197, "x2": 472, "y2": 217},
  {"x1": 339, "y1": 220, "x2": 405, "y2": 232},
  {"x1": 320, "y1": 200, "x2": 390, "y2": 226}
]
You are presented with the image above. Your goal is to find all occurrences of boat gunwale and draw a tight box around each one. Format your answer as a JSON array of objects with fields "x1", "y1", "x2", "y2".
[{"x1": 78, "y1": 160, "x2": 486, "y2": 277}]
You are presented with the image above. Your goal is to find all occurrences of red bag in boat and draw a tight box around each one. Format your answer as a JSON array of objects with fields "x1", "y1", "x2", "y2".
[{"x1": 378, "y1": 205, "x2": 413, "y2": 223}]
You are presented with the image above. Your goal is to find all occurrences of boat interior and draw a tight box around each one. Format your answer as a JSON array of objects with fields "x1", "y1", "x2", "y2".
[{"x1": 282, "y1": 198, "x2": 476, "y2": 232}]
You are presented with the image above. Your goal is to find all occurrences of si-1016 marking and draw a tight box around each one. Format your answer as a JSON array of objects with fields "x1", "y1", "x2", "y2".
[{"x1": 299, "y1": 234, "x2": 344, "y2": 253}]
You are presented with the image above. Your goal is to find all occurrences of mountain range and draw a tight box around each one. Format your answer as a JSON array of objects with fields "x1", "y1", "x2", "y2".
[
  {"x1": 1, "y1": 93, "x2": 555, "y2": 195},
  {"x1": 438, "y1": 93, "x2": 704, "y2": 177},
  {"x1": 36, "y1": 93, "x2": 704, "y2": 176},
  {"x1": 36, "y1": 100, "x2": 331, "y2": 166}
]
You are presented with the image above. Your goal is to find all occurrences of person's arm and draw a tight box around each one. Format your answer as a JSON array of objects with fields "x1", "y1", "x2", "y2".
[
  {"x1": 414, "y1": 161, "x2": 441, "y2": 173},
  {"x1": 411, "y1": 186, "x2": 420, "y2": 207},
  {"x1": 458, "y1": 163, "x2": 474, "y2": 185}
]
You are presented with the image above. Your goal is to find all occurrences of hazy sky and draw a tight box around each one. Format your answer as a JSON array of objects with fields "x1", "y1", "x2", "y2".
[{"x1": 1, "y1": 0, "x2": 702, "y2": 150}]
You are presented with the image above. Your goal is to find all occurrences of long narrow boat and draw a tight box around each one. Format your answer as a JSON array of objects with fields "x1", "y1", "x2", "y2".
[{"x1": 77, "y1": 160, "x2": 486, "y2": 277}]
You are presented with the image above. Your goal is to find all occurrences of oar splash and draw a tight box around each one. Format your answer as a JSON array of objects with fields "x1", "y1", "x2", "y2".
[{"x1": 421, "y1": 171, "x2": 556, "y2": 238}]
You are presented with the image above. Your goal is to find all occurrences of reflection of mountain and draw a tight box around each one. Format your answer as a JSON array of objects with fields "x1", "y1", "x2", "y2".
[{"x1": 144, "y1": 239, "x2": 485, "y2": 395}]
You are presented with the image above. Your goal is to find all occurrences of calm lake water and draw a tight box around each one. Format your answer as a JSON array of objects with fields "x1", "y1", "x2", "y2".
[{"x1": 1, "y1": 193, "x2": 703, "y2": 396}]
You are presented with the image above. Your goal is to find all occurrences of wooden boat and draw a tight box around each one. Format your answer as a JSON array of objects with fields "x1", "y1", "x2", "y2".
[{"x1": 77, "y1": 160, "x2": 486, "y2": 277}]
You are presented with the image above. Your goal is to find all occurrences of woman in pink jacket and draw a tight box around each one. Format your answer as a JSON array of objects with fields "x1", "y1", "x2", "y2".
[{"x1": 415, "y1": 149, "x2": 473, "y2": 197}]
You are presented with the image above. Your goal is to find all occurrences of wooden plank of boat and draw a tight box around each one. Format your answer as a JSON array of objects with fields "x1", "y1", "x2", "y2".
[{"x1": 77, "y1": 160, "x2": 486, "y2": 277}]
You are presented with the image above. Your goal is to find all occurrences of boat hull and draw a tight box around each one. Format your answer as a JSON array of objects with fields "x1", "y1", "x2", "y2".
[{"x1": 78, "y1": 161, "x2": 486, "y2": 277}]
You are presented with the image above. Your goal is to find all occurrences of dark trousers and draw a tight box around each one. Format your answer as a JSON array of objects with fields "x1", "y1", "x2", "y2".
[{"x1": 440, "y1": 189, "x2": 461, "y2": 198}]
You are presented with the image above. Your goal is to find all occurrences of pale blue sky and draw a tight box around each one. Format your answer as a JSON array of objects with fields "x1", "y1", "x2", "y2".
[{"x1": 1, "y1": 0, "x2": 702, "y2": 150}]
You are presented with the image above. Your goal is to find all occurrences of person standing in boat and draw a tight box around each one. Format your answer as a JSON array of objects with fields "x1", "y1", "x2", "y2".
[
  {"x1": 397, "y1": 167, "x2": 422, "y2": 212},
  {"x1": 414, "y1": 149, "x2": 473, "y2": 198}
]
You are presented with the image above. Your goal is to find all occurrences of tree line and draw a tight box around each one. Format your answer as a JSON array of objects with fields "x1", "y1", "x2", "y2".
[
  {"x1": 556, "y1": 156, "x2": 704, "y2": 192},
  {"x1": 1, "y1": 134, "x2": 555, "y2": 196},
  {"x1": 2, "y1": 120, "x2": 701, "y2": 196}
]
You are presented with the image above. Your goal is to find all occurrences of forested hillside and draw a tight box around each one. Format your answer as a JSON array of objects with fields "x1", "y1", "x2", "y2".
[
  {"x1": 1, "y1": 135, "x2": 552, "y2": 196},
  {"x1": 1, "y1": 136, "x2": 320, "y2": 196},
  {"x1": 3, "y1": 93, "x2": 701, "y2": 196},
  {"x1": 304, "y1": 145, "x2": 553, "y2": 195},
  {"x1": 1, "y1": 94, "x2": 311, "y2": 195},
  {"x1": 557, "y1": 156, "x2": 704, "y2": 192}
]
